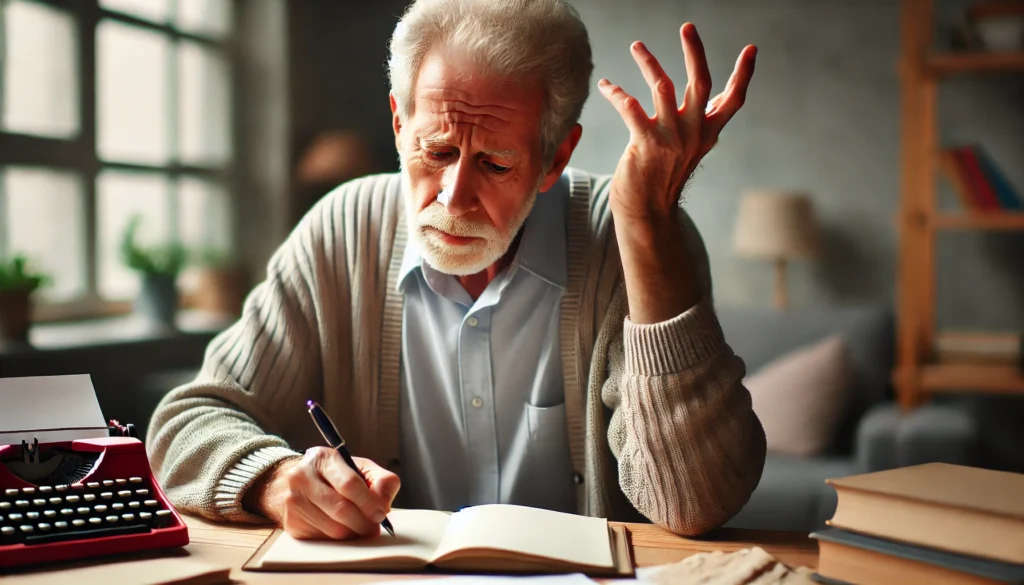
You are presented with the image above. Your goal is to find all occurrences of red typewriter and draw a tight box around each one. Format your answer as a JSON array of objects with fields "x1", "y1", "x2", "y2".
[{"x1": 0, "y1": 422, "x2": 189, "y2": 569}]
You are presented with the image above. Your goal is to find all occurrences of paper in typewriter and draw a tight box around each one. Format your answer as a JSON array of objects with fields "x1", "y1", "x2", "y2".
[{"x1": 0, "y1": 374, "x2": 109, "y2": 445}]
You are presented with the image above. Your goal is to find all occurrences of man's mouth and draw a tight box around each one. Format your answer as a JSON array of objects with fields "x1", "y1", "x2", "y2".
[{"x1": 425, "y1": 226, "x2": 480, "y2": 246}]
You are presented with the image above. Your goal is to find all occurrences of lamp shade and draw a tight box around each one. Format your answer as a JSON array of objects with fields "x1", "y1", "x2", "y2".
[{"x1": 733, "y1": 190, "x2": 822, "y2": 260}]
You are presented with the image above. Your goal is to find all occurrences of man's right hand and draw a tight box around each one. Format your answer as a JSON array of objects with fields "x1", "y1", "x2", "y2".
[{"x1": 244, "y1": 447, "x2": 401, "y2": 540}]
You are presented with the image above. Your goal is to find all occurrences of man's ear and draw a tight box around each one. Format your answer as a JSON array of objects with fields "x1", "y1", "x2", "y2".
[
  {"x1": 390, "y1": 92, "x2": 403, "y2": 149},
  {"x1": 538, "y1": 124, "x2": 583, "y2": 193}
]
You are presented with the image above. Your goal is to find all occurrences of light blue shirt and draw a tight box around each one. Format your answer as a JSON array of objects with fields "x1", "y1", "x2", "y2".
[{"x1": 396, "y1": 175, "x2": 576, "y2": 514}]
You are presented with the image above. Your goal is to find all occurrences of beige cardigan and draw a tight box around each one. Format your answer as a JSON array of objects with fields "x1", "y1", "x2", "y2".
[{"x1": 146, "y1": 168, "x2": 766, "y2": 536}]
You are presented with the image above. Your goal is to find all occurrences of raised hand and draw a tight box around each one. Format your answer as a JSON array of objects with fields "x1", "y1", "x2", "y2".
[
  {"x1": 597, "y1": 23, "x2": 756, "y2": 223},
  {"x1": 596, "y1": 23, "x2": 756, "y2": 324}
]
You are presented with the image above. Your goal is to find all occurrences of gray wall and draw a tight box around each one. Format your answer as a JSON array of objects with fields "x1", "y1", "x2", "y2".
[{"x1": 288, "y1": 0, "x2": 1024, "y2": 331}]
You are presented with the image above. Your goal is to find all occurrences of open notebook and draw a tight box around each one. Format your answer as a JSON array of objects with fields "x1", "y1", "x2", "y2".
[{"x1": 243, "y1": 505, "x2": 634, "y2": 577}]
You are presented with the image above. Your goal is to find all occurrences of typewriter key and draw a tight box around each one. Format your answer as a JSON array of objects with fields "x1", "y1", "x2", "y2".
[
  {"x1": 38, "y1": 487, "x2": 52, "y2": 494},
  {"x1": 72, "y1": 519, "x2": 86, "y2": 527},
  {"x1": 88, "y1": 518, "x2": 102, "y2": 526},
  {"x1": 66, "y1": 495, "x2": 81, "y2": 504},
  {"x1": 43, "y1": 510, "x2": 57, "y2": 519},
  {"x1": 26, "y1": 512, "x2": 39, "y2": 520},
  {"x1": 129, "y1": 477, "x2": 143, "y2": 484},
  {"x1": 83, "y1": 494, "x2": 96, "y2": 502},
  {"x1": 54, "y1": 521, "x2": 68, "y2": 529},
  {"x1": 49, "y1": 497, "x2": 62, "y2": 505},
  {"x1": 94, "y1": 505, "x2": 108, "y2": 513}
]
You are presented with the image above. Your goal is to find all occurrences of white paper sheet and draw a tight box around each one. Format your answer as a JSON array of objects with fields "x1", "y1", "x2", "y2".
[
  {"x1": 0, "y1": 374, "x2": 108, "y2": 445},
  {"x1": 368, "y1": 574, "x2": 599, "y2": 585}
]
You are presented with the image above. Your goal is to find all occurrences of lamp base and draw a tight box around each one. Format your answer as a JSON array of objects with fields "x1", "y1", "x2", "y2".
[{"x1": 773, "y1": 258, "x2": 789, "y2": 310}]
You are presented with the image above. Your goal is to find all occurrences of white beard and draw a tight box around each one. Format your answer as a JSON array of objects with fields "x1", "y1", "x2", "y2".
[{"x1": 401, "y1": 165, "x2": 537, "y2": 276}]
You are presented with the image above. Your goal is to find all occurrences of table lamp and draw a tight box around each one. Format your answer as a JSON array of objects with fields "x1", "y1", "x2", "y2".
[{"x1": 732, "y1": 190, "x2": 822, "y2": 310}]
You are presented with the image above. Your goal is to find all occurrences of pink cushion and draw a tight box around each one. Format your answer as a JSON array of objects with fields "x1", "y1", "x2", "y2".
[{"x1": 745, "y1": 334, "x2": 853, "y2": 457}]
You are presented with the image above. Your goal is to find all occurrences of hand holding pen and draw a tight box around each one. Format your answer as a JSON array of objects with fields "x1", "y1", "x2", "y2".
[
  {"x1": 306, "y1": 400, "x2": 397, "y2": 538},
  {"x1": 246, "y1": 401, "x2": 400, "y2": 541}
]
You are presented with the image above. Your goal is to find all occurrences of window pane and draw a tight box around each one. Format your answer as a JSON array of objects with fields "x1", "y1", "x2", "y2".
[
  {"x1": 2, "y1": 167, "x2": 86, "y2": 301},
  {"x1": 176, "y1": 0, "x2": 232, "y2": 37},
  {"x1": 178, "y1": 42, "x2": 231, "y2": 165},
  {"x1": 1, "y1": 1, "x2": 79, "y2": 138},
  {"x1": 178, "y1": 177, "x2": 232, "y2": 254},
  {"x1": 99, "y1": 0, "x2": 169, "y2": 23},
  {"x1": 96, "y1": 21, "x2": 170, "y2": 164},
  {"x1": 97, "y1": 171, "x2": 171, "y2": 300}
]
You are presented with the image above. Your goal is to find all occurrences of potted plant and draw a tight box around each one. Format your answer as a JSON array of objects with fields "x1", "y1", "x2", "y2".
[
  {"x1": 188, "y1": 247, "x2": 248, "y2": 317},
  {"x1": 120, "y1": 214, "x2": 188, "y2": 329},
  {"x1": 0, "y1": 254, "x2": 50, "y2": 346}
]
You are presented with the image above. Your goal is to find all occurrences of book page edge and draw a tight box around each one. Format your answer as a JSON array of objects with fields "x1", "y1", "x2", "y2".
[{"x1": 241, "y1": 528, "x2": 286, "y2": 572}]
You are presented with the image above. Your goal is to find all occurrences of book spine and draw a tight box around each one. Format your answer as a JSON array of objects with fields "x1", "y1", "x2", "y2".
[
  {"x1": 939, "y1": 149, "x2": 982, "y2": 212},
  {"x1": 955, "y1": 146, "x2": 1001, "y2": 210},
  {"x1": 974, "y1": 145, "x2": 1023, "y2": 211}
]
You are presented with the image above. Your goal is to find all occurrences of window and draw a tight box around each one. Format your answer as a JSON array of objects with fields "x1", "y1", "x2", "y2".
[{"x1": 0, "y1": 0, "x2": 235, "y2": 318}]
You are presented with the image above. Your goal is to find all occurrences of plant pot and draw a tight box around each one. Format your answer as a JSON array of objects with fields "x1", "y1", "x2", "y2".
[
  {"x1": 192, "y1": 266, "x2": 248, "y2": 316},
  {"x1": 135, "y1": 274, "x2": 179, "y2": 329},
  {"x1": 0, "y1": 288, "x2": 32, "y2": 344}
]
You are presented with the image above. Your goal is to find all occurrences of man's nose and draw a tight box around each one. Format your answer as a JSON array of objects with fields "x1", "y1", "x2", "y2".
[{"x1": 439, "y1": 161, "x2": 479, "y2": 217}]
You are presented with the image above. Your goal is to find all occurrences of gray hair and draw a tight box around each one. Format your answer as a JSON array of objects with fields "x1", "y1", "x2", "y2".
[{"x1": 387, "y1": 0, "x2": 594, "y2": 166}]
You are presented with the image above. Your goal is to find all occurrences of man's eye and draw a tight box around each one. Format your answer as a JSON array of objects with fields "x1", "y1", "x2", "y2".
[
  {"x1": 427, "y1": 151, "x2": 453, "y2": 161},
  {"x1": 487, "y1": 162, "x2": 510, "y2": 174}
]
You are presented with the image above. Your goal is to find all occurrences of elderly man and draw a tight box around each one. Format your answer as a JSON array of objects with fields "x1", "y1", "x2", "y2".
[{"x1": 147, "y1": 0, "x2": 765, "y2": 540}]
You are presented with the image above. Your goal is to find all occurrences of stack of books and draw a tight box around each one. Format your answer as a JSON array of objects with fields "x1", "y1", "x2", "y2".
[
  {"x1": 934, "y1": 331, "x2": 1024, "y2": 371},
  {"x1": 811, "y1": 463, "x2": 1024, "y2": 585}
]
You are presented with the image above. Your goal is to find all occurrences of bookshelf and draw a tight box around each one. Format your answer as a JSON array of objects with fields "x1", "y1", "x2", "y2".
[{"x1": 895, "y1": 0, "x2": 1024, "y2": 409}]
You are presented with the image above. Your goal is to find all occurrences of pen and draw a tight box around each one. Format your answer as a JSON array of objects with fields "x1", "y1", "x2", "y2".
[{"x1": 306, "y1": 399, "x2": 396, "y2": 538}]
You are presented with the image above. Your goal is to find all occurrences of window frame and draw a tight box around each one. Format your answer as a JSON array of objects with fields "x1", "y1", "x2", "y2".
[{"x1": 0, "y1": 0, "x2": 240, "y2": 322}]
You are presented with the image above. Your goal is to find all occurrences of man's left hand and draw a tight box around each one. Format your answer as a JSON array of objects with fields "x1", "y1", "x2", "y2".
[
  {"x1": 597, "y1": 23, "x2": 756, "y2": 325},
  {"x1": 598, "y1": 23, "x2": 756, "y2": 224}
]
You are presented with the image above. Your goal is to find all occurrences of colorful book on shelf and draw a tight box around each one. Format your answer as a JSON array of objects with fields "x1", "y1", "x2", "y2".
[
  {"x1": 943, "y1": 144, "x2": 1024, "y2": 212},
  {"x1": 974, "y1": 144, "x2": 1024, "y2": 210}
]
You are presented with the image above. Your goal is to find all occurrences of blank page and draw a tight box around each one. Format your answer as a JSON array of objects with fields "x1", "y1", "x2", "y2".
[
  {"x1": 259, "y1": 509, "x2": 451, "y2": 567},
  {"x1": 432, "y1": 505, "x2": 614, "y2": 568}
]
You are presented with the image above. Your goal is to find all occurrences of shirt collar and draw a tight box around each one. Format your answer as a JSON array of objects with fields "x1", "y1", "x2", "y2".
[{"x1": 397, "y1": 174, "x2": 569, "y2": 292}]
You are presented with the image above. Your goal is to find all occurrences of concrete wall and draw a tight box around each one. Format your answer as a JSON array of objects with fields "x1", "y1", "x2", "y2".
[{"x1": 287, "y1": 0, "x2": 1024, "y2": 331}]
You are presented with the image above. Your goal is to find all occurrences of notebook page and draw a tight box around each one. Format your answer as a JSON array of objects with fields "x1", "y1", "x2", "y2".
[
  {"x1": 259, "y1": 509, "x2": 451, "y2": 567},
  {"x1": 432, "y1": 504, "x2": 614, "y2": 568}
]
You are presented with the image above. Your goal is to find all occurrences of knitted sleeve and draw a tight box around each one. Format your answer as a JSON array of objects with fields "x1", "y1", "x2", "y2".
[
  {"x1": 145, "y1": 196, "x2": 333, "y2": 523},
  {"x1": 602, "y1": 205, "x2": 767, "y2": 537}
]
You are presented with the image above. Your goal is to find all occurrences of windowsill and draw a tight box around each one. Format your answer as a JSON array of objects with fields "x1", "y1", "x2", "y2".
[{"x1": 1, "y1": 309, "x2": 236, "y2": 356}]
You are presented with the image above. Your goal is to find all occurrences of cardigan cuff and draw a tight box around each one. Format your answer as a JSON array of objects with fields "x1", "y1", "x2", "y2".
[
  {"x1": 623, "y1": 297, "x2": 726, "y2": 376},
  {"x1": 212, "y1": 446, "x2": 302, "y2": 522}
]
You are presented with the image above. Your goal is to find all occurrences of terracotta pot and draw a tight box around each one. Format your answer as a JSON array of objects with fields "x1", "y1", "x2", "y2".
[
  {"x1": 192, "y1": 267, "x2": 248, "y2": 316},
  {"x1": 0, "y1": 288, "x2": 33, "y2": 343}
]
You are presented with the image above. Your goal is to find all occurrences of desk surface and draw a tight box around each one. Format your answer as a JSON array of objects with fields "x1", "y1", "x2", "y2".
[
  {"x1": 4, "y1": 515, "x2": 818, "y2": 583},
  {"x1": 179, "y1": 515, "x2": 819, "y2": 583}
]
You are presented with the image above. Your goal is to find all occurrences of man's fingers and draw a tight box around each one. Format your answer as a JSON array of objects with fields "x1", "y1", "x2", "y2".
[
  {"x1": 313, "y1": 449, "x2": 388, "y2": 523},
  {"x1": 359, "y1": 458, "x2": 402, "y2": 507},
  {"x1": 679, "y1": 23, "x2": 712, "y2": 128},
  {"x1": 704, "y1": 45, "x2": 757, "y2": 140},
  {"x1": 308, "y1": 477, "x2": 379, "y2": 537},
  {"x1": 282, "y1": 485, "x2": 357, "y2": 541},
  {"x1": 598, "y1": 78, "x2": 650, "y2": 138},
  {"x1": 629, "y1": 42, "x2": 678, "y2": 127}
]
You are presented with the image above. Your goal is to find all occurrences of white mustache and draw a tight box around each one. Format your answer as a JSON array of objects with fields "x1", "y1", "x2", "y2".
[{"x1": 418, "y1": 201, "x2": 498, "y2": 240}]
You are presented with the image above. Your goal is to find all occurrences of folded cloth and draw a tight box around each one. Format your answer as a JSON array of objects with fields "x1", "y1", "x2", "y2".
[{"x1": 636, "y1": 547, "x2": 815, "y2": 585}]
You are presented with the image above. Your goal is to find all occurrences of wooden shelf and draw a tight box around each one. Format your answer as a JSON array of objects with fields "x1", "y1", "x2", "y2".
[
  {"x1": 933, "y1": 212, "x2": 1024, "y2": 230},
  {"x1": 921, "y1": 363, "x2": 1024, "y2": 393},
  {"x1": 927, "y1": 52, "x2": 1024, "y2": 75}
]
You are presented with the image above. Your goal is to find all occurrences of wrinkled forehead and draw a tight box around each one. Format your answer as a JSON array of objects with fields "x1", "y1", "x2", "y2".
[{"x1": 408, "y1": 51, "x2": 544, "y2": 140}]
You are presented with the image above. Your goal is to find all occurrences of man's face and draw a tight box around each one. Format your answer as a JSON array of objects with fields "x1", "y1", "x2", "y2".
[{"x1": 392, "y1": 50, "x2": 553, "y2": 276}]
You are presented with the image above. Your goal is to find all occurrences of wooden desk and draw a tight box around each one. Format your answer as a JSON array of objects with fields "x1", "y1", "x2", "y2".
[{"x1": 180, "y1": 515, "x2": 819, "y2": 583}]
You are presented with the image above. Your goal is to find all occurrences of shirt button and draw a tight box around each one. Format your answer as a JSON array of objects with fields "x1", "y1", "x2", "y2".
[
  {"x1": 466, "y1": 316, "x2": 479, "y2": 327},
  {"x1": 471, "y1": 397, "x2": 484, "y2": 408}
]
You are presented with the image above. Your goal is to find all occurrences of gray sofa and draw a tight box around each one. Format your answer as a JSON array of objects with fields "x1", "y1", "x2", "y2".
[{"x1": 716, "y1": 304, "x2": 983, "y2": 533}]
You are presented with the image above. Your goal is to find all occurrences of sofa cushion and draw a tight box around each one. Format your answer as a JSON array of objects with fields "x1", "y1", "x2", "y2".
[
  {"x1": 716, "y1": 304, "x2": 894, "y2": 455},
  {"x1": 725, "y1": 454, "x2": 856, "y2": 532},
  {"x1": 746, "y1": 334, "x2": 853, "y2": 457}
]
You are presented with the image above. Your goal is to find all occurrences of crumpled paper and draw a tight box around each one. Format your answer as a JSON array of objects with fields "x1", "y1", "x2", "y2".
[{"x1": 635, "y1": 547, "x2": 816, "y2": 585}]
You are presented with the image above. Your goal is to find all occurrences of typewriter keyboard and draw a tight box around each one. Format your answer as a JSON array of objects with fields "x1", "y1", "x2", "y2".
[{"x1": 0, "y1": 478, "x2": 174, "y2": 545}]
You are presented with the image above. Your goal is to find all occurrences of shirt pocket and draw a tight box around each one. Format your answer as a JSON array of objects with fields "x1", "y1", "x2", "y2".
[{"x1": 526, "y1": 402, "x2": 571, "y2": 465}]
